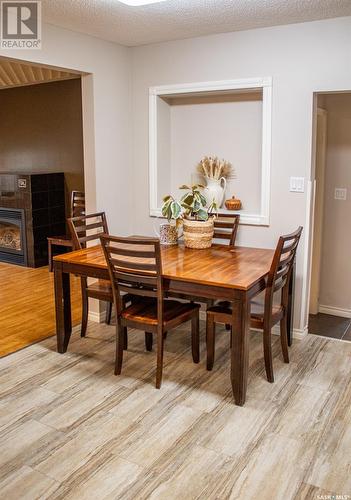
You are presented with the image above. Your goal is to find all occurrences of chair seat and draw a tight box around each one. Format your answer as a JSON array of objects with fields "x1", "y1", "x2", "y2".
[
  {"x1": 86, "y1": 279, "x2": 112, "y2": 300},
  {"x1": 207, "y1": 304, "x2": 232, "y2": 315},
  {"x1": 122, "y1": 299, "x2": 200, "y2": 327},
  {"x1": 86, "y1": 280, "x2": 132, "y2": 305},
  {"x1": 167, "y1": 291, "x2": 213, "y2": 306},
  {"x1": 207, "y1": 300, "x2": 284, "y2": 328},
  {"x1": 251, "y1": 300, "x2": 283, "y2": 324}
]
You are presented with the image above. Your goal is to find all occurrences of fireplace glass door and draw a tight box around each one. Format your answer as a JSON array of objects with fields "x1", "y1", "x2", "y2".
[
  {"x1": 0, "y1": 220, "x2": 22, "y2": 252},
  {"x1": 0, "y1": 208, "x2": 27, "y2": 265}
]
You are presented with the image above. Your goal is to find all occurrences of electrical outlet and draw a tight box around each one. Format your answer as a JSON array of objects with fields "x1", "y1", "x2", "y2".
[
  {"x1": 334, "y1": 188, "x2": 347, "y2": 200},
  {"x1": 290, "y1": 177, "x2": 305, "y2": 193}
]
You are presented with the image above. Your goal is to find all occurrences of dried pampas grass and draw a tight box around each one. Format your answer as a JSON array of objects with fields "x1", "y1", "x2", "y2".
[{"x1": 197, "y1": 156, "x2": 235, "y2": 180}]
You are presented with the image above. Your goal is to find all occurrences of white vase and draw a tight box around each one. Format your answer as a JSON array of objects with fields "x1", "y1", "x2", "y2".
[{"x1": 203, "y1": 177, "x2": 227, "y2": 208}]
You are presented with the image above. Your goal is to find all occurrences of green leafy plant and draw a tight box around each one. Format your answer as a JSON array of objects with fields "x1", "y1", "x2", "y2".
[
  {"x1": 161, "y1": 184, "x2": 217, "y2": 223},
  {"x1": 161, "y1": 195, "x2": 183, "y2": 225},
  {"x1": 179, "y1": 184, "x2": 210, "y2": 221}
]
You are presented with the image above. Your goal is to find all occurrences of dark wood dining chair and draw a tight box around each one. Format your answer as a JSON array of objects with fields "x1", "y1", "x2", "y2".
[
  {"x1": 100, "y1": 235, "x2": 201, "y2": 389},
  {"x1": 68, "y1": 212, "x2": 114, "y2": 337},
  {"x1": 206, "y1": 227, "x2": 303, "y2": 382},
  {"x1": 48, "y1": 191, "x2": 85, "y2": 272},
  {"x1": 213, "y1": 213, "x2": 240, "y2": 246}
]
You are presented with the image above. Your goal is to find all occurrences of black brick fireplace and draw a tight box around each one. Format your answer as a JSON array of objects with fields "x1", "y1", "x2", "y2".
[{"x1": 0, "y1": 172, "x2": 66, "y2": 267}]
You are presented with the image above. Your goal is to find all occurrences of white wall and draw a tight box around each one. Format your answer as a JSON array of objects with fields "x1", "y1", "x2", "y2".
[
  {"x1": 0, "y1": 22, "x2": 133, "y2": 235},
  {"x1": 131, "y1": 16, "x2": 351, "y2": 333},
  {"x1": 319, "y1": 93, "x2": 351, "y2": 313}
]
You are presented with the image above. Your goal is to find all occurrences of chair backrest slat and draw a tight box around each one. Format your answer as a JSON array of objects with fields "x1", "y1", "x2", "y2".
[
  {"x1": 74, "y1": 222, "x2": 105, "y2": 233},
  {"x1": 264, "y1": 227, "x2": 303, "y2": 321},
  {"x1": 281, "y1": 239, "x2": 299, "y2": 254},
  {"x1": 71, "y1": 191, "x2": 85, "y2": 218},
  {"x1": 109, "y1": 246, "x2": 156, "y2": 258},
  {"x1": 68, "y1": 212, "x2": 108, "y2": 250},
  {"x1": 118, "y1": 285, "x2": 157, "y2": 298},
  {"x1": 114, "y1": 271, "x2": 158, "y2": 286},
  {"x1": 213, "y1": 214, "x2": 240, "y2": 246},
  {"x1": 110, "y1": 258, "x2": 157, "y2": 272},
  {"x1": 212, "y1": 231, "x2": 231, "y2": 240},
  {"x1": 100, "y1": 235, "x2": 163, "y2": 323}
]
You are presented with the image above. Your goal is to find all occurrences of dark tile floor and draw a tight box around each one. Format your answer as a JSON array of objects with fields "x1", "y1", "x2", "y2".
[{"x1": 309, "y1": 313, "x2": 351, "y2": 341}]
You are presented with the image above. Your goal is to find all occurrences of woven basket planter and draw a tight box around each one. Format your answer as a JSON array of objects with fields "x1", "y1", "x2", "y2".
[{"x1": 183, "y1": 218, "x2": 214, "y2": 249}]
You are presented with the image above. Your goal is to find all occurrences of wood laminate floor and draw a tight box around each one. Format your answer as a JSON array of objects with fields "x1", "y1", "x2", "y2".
[
  {"x1": 0, "y1": 262, "x2": 82, "y2": 357},
  {"x1": 0, "y1": 321, "x2": 350, "y2": 499}
]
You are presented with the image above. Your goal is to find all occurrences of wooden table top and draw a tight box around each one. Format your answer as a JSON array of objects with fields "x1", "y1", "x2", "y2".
[{"x1": 55, "y1": 244, "x2": 274, "y2": 291}]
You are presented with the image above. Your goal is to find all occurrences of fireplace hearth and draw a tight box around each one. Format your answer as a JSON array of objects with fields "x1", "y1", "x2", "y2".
[{"x1": 0, "y1": 172, "x2": 66, "y2": 267}]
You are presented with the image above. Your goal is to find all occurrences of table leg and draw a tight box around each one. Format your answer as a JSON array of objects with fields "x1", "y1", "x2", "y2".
[
  {"x1": 231, "y1": 293, "x2": 250, "y2": 406},
  {"x1": 287, "y1": 260, "x2": 296, "y2": 347},
  {"x1": 54, "y1": 262, "x2": 72, "y2": 353}
]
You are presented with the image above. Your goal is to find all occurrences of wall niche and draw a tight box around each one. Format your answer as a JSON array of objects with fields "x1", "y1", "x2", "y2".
[{"x1": 149, "y1": 78, "x2": 272, "y2": 225}]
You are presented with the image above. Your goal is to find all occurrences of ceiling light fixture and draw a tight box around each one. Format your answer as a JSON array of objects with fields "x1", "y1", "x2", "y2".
[{"x1": 118, "y1": 0, "x2": 167, "y2": 6}]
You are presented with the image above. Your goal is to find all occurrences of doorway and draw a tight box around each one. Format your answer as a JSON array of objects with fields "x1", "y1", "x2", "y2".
[
  {"x1": 0, "y1": 57, "x2": 87, "y2": 356},
  {"x1": 308, "y1": 92, "x2": 351, "y2": 341}
]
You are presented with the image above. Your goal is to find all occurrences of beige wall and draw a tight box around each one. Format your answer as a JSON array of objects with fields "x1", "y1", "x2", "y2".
[
  {"x1": 2, "y1": 17, "x2": 351, "y2": 330},
  {"x1": 168, "y1": 93, "x2": 262, "y2": 212},
  {"x1": 0, "y1": 78, "x2": 84, "y2": 213},
  {"x1": 131, "y1": 16, "x2": 351, "y2": 333},
  {"x1": 0, "y1": 22, "x2": 133, "y2": 235},
  {"x1": 319, "y1": 93, "x2": 351, "y2": 313}
]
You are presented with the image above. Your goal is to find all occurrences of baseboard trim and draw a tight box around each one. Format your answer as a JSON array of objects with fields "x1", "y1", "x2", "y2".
[
  {"x1": 199, "y1": 311, "x2": 207, "y2": 321},
  {"x1": 272, "y1": 325, "x2": 308, "y2": 340},
  {"x1": 200, "y1": 311, "x2": 308, "y2": 340},
  {"x1": 318, "y1": 305, "x2": 351, "y2": 319},
  {"x1": 88, "y1": 310, "x2": 105, "y2": 323}
]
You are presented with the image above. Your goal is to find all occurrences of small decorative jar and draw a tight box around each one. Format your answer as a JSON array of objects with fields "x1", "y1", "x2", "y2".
[{"x1": 225, "y1": 196, "x2": 242, "y2": 210}]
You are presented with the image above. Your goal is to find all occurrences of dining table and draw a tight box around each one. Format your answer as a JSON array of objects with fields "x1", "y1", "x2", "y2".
[{"x1": 53, "y1": 242, "x2": 295, "y2": 406}]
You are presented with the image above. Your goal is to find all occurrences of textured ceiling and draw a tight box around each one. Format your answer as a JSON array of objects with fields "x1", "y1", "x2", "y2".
[
  {"x1": 42, "y1": 0, "x2": 351, "y2": 47},
  {"x1": 0, "y1": 58, "x2": 81, "y2": 90}
]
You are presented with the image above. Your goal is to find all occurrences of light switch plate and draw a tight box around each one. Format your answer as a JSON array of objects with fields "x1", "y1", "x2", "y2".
[
  {"x1": 290, "y1": 177, "x2": 305, "y2": 193},
  {"x1": 335, "y1": 188, "x2": 347, "y2": 200}
]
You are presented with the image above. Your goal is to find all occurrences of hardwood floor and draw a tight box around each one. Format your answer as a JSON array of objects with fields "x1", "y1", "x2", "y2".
[
  {"x1": 0, "y1": 262, "x2": 82, "y2": 357},
  {"x1": 0, "y1": 320, "x2": 350, "y2": 499}
]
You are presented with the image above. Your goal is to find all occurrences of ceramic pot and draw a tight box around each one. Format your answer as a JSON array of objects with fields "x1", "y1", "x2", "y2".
[
  {"x1": 183, "y1": 218, "x2": 214, "y2": 249},
  {"x1": 203, "y1": 177, "x2": 227, "y2": 208},
  {"x1": 158, "y1": 223, "x2": 178, "y2": 246}
]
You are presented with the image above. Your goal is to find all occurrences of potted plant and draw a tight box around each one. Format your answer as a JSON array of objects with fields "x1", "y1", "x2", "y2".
[
  {"x1": 159, "y1": 195, "x2": 183, "y2": 245},
  {"x1": 161, "y1": 184, "x2": 217, "y2": 249},
  {"x1": 197, "y1": 155, "x2": 235, "y2": 208}
]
